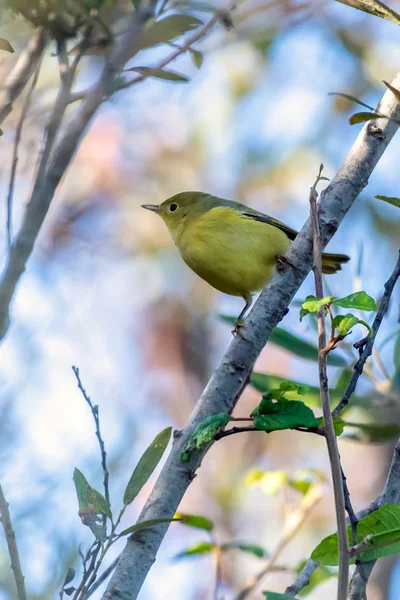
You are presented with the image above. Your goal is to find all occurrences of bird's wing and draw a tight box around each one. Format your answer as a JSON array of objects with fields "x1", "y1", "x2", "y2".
[{"x1": 240, "y1": 209, "x2": 298, "y2": 241}]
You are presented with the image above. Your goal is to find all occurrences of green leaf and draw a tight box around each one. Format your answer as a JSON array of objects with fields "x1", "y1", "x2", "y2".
[
  {"x1": 300, "y1": 295, "x2": 336, "y2": 320},
  {"x1": 245, "y1": 469, "x2": 288, "y2": 494},
  {"x1": 288, "y1": 469, "x2": 327, "y2": 495},
  {"x1": 181, "y1": 414, "x2": 231, "y2": 461},
  {"x1": 220, "y1": 542, "x2": 267, "y2": 558},
  {"x1": 0, "y1": 39, "x2": 14, "y2": 53},
  {"x1": 333, "y1": 291, "x2": 377, "y2": 311},
  {"x1": 332, "y1": 313, "x2": 361, "y2": 337},
  {"x1": 252, "y1": 396, "x2": 319, "y2": 432},
  {"x1": 375, "y1": 195, "x2": 400, "y2": 209},
  {"x1": 349, "y1": 112, "x2": 382, "y2": 125},
  {"x1": 343, "y1": 421, "x2": 400, "y2": 443},
  {"x1": 174, "y1": 541, "x2": 215, "y2": 560},
  {"x1": 295, "y1": 561, "x2": 336, "y2": 596},
  {"x1": 88, "y1": 487, "x2": 112, "y2": 519},
  {"x1": 311, "y1": 504, "x2": 400, "y2": 565},
  {"x1": 119, "y1": 517, "x2": 181, "y2": 537},
  {"x1": 123, "y1": 427, "x2": 171, "y2": 505},
  {"x1": 318, "y1": 416, "x2": 345, "y2": 436},
  {"x1": 139, "y1": 15, "x2": 203, "y2": 49},
  {"x1": 63, "y1": 587, "x2": 76, "y2": 596},
  {"x1": 176, "y1": 513, "x2": 214, "y2": 531},
  {"x1": 328, "y1": 92, "x2": 375, "y2": 111},
  {"x1": 383, "y1": 80, "x2": 400, "y2": 102},
  {"x1": 189, "y1": 48, "x2": 203, "y2": 68},
  {"x1": 128, "y1": 66, "x2": 189, "y2": 83},
  {"x1": 73, "y1": 468, "x2": 91, "y2": 510},
  {"x1": 263, "y1": 593, "x2": 296, "y2": 599}
]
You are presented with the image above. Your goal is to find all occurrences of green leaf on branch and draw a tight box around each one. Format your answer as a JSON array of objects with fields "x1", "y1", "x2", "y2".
[
  {"x1": 220, "y1": 542, "x2": 267, "y2": 558},
  {"x1": 300, "y1": 295, "x2": 336, "y2": 320},
  {"x1": 252, "y1": 393, "x2": 319, "y2": 432},
  {"x1": 63, "y1": 587, "x2": 76, "y2": 596},
  {"x1": 332, "y1": 313, "x2": 371, "y2": 337},
  {"x1": 311, "y1": 504, "x2": 400, "y2": 565},
  {"x1": 174, "y1": 541, "x2": 215, "y2": 560},
  {"x1": 383, "y1": 80, "x2": 400, "y2": 102},
  {"x1": 62, "y1": 568, "x2": 75, "y2": 587},
  {"x1": 0, "y1": 38, "x2": 14, "y2": 53},
  {"x1": 181, "y1": 414, "x2": 231, "y2": 462},
  {"x1": 263, "y1": 593, "x2": 295, "y2": 599},
  {"x1": 343, "y1": 421, "x2": 400, "y2": 442},
  {"x1": 189, "y1": 48, "x2": 203, "y2": 68},
  {"x1": 123, "y1": 427, "x2": 171, "y2": 505},
  {"x1": 119, "y1": 517, "x2": 181, "y2": 537},
  {"x1": 375, "y1": 195, "x2": 400, "y2": 209},
  {"x1": 73, "y1": 468, "x2": 111, "y2": 518},
  {"x1": 88, "y1": 487, "x2": 112, "y2": 519},
  {"x1": 128, "y1": 67, "x2": 190, "y2": 83},
  {"x1": 176, "y1": 513, "x2": 214, "y2": 531},
  {"x1": 334, "y1": 291, "x2": 377, "y2": 311},
  {"x1": 139, "y1": 15, "x2": 203, "y2": 49},
  {"x1": 349, "y1": 112, "x2": 382, "y2": 125}
]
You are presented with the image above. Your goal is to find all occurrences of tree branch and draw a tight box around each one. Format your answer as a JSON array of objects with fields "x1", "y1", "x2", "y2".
[
  {"x1": 101, "y1": 73, "x2": 400, "y2": 600},
  {"x1": 0, "y1": 484, "x2": 27, "y2": 600},
  {"x1": 310, "y1": 169, "x2": 349, "y2": 600},
  {"x1": 0, "y1": 0, "x2": 159, "y2": 341},
  {"x1": 0, "y1": 28, "x2": 48, "y2": 129},
  {"x1": 332, "y1": 250, "x2": 400, "y2": 416}
]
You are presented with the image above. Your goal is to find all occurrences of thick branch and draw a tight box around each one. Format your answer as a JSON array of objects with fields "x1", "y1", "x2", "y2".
[
  {"x1": 0, "y1": 484, "x2": 27, "y2": 600},
  {"x1": 0, "y1": 28, "x2": 48, "y2": 128},
  {"x1": 0, "y1": 0, "x2": 159, "y2": 341},
  {"x1": 101, "y1": 75, "x2": 400, "y2": 600}
]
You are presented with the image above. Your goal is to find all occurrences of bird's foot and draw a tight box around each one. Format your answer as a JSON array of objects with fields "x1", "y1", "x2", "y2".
[
  {"x1": 231, "y1": 320, "x2": 249, "y2": 340},
  {"x1": 276, "y1": 254, "x2": 298, "y2": 271}
]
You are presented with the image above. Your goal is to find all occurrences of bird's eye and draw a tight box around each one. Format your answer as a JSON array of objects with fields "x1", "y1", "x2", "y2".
[{"x1": 169, "y1": 203, "x2": 178, "y2": 212}]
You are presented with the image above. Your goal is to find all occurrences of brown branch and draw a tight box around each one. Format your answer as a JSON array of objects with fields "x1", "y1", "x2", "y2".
[
  {"x1": 0, "y1": 28, "x2": 48, "y2": 129},
  {"x1": 310, "y1": 167, "x2": 349, "y2": 600},
  {"x1": 0, "y1": 484, "x2": 27, "y2": 600},
  {"x1": 332, "y1": 250, "x2": 400, "y2": 416},
  {"x1": 236, "y1": 486, "x2": 322, "y2": 600}
]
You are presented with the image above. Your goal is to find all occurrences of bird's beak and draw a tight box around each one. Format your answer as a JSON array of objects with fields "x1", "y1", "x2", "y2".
[{"x1": 141, "y1": 204, "x2": 160, "y2": 213}]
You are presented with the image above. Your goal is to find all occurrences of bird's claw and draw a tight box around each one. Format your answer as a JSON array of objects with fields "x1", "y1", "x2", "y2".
[{"x1": 231, "y1": 320, "x2": 249, "y2": 340}]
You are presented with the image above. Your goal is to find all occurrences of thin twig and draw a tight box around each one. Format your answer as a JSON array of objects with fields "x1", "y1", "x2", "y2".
[
  {"x1": 332, "y1": 250, "x2": 400, "y2": 416},
  {"x1": 6, "y1": 57, "x2": 43, "y2": 249},
  {"x1": 72, "y1": 366, "x2": 110, "y2": 514},
  {"x1": 235, "y1": 486, "x2": 322, "y2": 600},
  {"x1": 0, "y1": 484, "x2": 27, "y2": 600},
  {"x1": 0, "y1": 28, "x2": 48, "y2": 128},
  {"x1": 83, "y1": 557, "x2": 119, "y2": 599},
  {"x1": 310, "y1": 166, "x2": 349, "y2": 600}
]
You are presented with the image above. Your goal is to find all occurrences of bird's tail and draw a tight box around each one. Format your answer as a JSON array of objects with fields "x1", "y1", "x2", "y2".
[{"x1": 321, "y1": 253, "x2": 350, "y2": 274}]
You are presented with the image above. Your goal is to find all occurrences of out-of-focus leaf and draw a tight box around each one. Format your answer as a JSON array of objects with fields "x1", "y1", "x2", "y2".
[
  {"x1": 252, "y1": 395, "x2": 318, "y2": 431},
  {"x1": 63, "y1": 568, "x2": 75, "y2": 587},
  {"x1": 220, "y1": 542, "x2": 267, "y2": 558},
  {"x1": 119, "y1": 517, "x2": 181, "y2": 537},
  {"x1": 375, "y1": 195, "x2": 400, "y2": 209},
  {"x1": 349, "y1": 112, "x2": 382, "y2": 125},
  {"x1": 170, "y1": 1, "x2": 215, "y2": 11},
  {"x1": 174, "y1": 541, "x2": 215, "y2": 560},
  {"x1": 181, "y1": 414, "x2": 230, "y2": 461},
  {"x1": 189, "y1": 48, "x2": 203, "y2": 68},
  {"x1": 123, "y1": 427, "x2": 171, "y2": 505},
  {"x1": 343, "y1": 421, "x2": 400, "y2": 442},
  {"x1": 246, "y1": 469, "x2": 288, "y2": 494},
  {"x1": 334, "y1": 291, "x2": 377, "y2": 311},
  {"x1": 132, "y1": 0, "x2": 141, "y2": 9},
  {"x1": 176, "y1": 513, "x2": 214, "y2": 531},
  {"x1": 300, "y1": 295, "x2": 336, "y2": 320},
  {"x1": 269, "y1": 327, "x2": 346, "y2": 366},
  {"x1": 0, "y1": 38, "x2": 14, "y2": 53},
  {"x1": 139, "y1": 15, "x2": 203, "y2": 49},
  {"x1": 263, "y1": 592, "x2": 295, "y2": 599},
  {"x1": 288, "y1": 469, "x2": 327, "y2": 495},
  {"x1": 128, "y1": 66, "x2": 190, "y2": 82},
  {"x1": 295, "y1": 561, "x2": 336, "y2": 596},
  {"x1": 311, "y1": 504, "x2": 400, "y2": 565}
]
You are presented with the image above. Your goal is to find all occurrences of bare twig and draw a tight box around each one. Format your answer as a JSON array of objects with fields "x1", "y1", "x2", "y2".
[
  {"x1": 72, "y1": 366, "x2": 110, "y2": 513},
  {"x1": 236, "y1": 486, "x2": 322, "y2": 600},
  {"x1": 332, "y1": 250, "x2": 400, "y2": 416},
  {"x1": 101, "y1": 73, "x2": 400, "y2": 600},
  {"x1": 83, "y1": 557, "x2": 119, "y2": 599},
  {"x1": 0, "y1": 484, "x2": 27, "y2": 600},
  {"x1": 0, "y1": 28, "x2": 48, "y2": 128},
  {"x1": 6, "y1": 57, "x2": 43, "y2": 248},
  {"x1": 310, "y1": 167, "x2": 349, "y2": 600}
]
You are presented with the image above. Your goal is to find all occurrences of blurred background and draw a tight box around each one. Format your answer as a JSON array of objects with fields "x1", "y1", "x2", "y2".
[{"x1": 0, "y1": 0, "x2": 399, "y2": 598}]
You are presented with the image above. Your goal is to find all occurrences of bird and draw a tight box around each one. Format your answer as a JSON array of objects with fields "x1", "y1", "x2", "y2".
[{"x1": 142, "y1": 192, "x2": 349, "y2": 336}]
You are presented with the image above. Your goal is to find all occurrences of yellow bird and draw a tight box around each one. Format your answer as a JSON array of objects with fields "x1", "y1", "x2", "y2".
[{"x1": 142, "y1": 192, "x2": 349, "y2": 335}]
